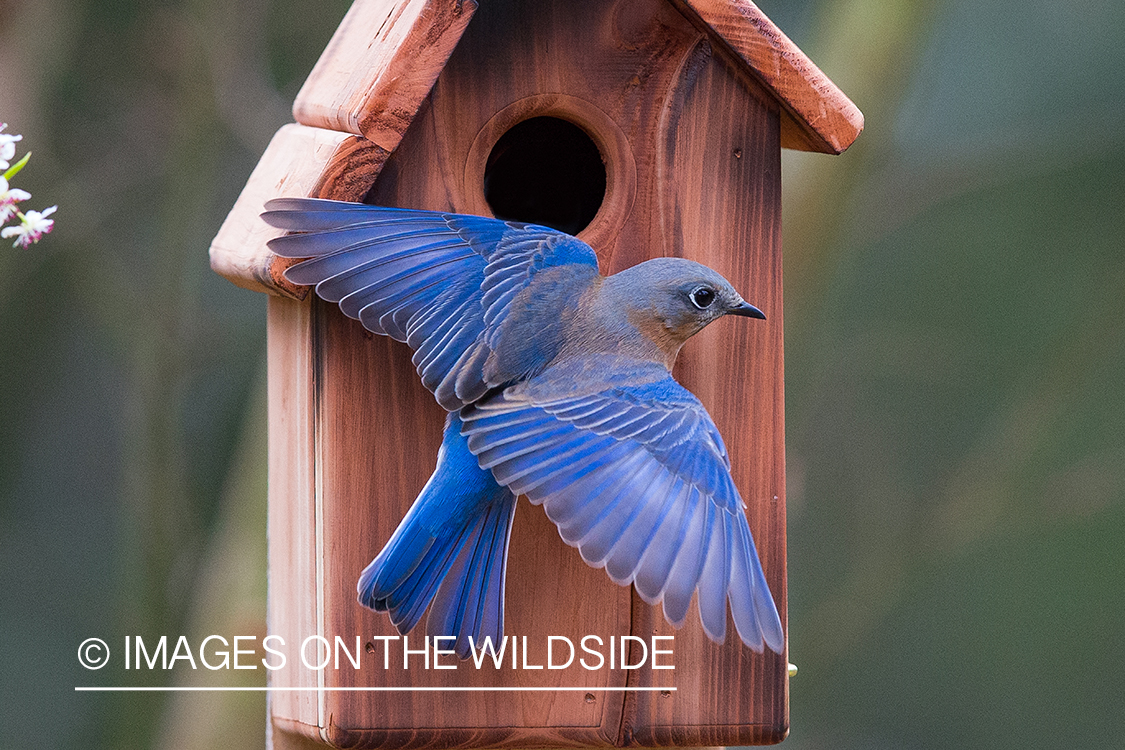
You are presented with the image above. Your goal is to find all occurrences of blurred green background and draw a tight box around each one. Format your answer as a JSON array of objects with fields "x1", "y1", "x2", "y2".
[{"x1": 1, "y1": 0, "x2": 1121, "y2": 747}]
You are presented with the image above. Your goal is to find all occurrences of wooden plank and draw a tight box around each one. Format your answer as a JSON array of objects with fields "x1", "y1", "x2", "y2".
[
  {"x1": 213, "y1": 0, "x2": 857, "y2": 302},
  {"x1": 671, "y1": 0, "x2": 863, "y2": 154},
  {"x1": 307, "y1": 291, "x2": 632, "y2": 746},
  {"x1": 208, "y1": 124, "x2": 388, "y2": 298},
  {"x1": 313, "y1": 312, "x2": 633, "y2": 742},
  {"x1": 621, "y1": 45, "x2": 788, "y2": 747},
  {"x1": 353, "y1": 0, "x2": 785, "y2": 745},
  {"x1": 310, "y1": 88, "x2": 632, "y2": 743},
  {"x1": 261, "y1": 0, "x2": 791, "y2": 744},
  {"x1": 267, "y1": 295, "x2": 320, "y2": 731},
  {"x1": 373, "y1": 0, "x2": 715, "y2": 273},
  {"x1": 292, "y1": 0, "x2": 477, "y2": 152},
  {"x1": 273, "y1": 717, "x2": 339, "y2": 750}
]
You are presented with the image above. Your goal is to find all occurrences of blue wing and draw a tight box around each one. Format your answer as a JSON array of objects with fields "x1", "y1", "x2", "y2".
[
  {"x1": 458, "y1": 355, "x2": 785, "y2": 654},
  {"x1": 261, "y1": 198, "x2": 600, "y2": 410}
]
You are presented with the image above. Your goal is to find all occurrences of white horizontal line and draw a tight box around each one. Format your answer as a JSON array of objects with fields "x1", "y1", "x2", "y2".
[{"x1": 75, "y1": 686, "x2": 676, "y2": 692}]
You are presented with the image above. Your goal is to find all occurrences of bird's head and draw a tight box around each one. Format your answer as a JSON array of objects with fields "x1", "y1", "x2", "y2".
[{"x1": 606, "y1": 257, "x2": 765, "y2": 364}]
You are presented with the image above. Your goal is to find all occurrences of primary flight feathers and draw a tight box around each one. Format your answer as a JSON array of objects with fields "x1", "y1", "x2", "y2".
[{"x1": 262, "y1": 197, "x2": 784, "y2": 657}]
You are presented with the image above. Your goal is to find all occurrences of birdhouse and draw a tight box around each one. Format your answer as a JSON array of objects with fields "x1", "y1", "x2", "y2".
[{"x1": 210, "y1": 1, "x2": 861, "y2": 748}]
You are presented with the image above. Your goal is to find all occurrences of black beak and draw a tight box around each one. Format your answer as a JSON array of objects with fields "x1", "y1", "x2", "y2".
[{"x1": 729, "y1": 300, "x2": 766, "y2": 320}]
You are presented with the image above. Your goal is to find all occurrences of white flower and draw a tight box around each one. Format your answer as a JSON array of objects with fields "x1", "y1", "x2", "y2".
[
  {"x1": 0, "y1": 123, "x2": 23, "y2": 171},
  {"x1": 2, "y1": 205, "x2": 56, "y2": 248},
  {"x1": 0, "y1": 176, "x2": 32, "y2": 223}
]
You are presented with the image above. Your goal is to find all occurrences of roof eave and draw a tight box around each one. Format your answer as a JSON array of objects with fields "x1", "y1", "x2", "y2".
[{"x1": 672, "y1": 0, "x2": 864, "y2": 155}]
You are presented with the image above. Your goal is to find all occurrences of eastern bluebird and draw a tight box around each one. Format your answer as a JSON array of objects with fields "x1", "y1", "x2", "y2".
[{"x1": 262, "y1": 198, "x2": 785, "y2": 657}]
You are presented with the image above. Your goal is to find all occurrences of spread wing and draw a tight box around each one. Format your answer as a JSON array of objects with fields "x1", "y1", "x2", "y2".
[
  {"x1": 459, "y1": 355, "x2": 784, "y2": 653},
  {"x1": 261, "y1": 198, "x2": 600, "y2": 410}
]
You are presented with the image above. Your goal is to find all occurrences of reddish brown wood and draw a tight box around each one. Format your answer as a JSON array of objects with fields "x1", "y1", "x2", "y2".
[
  {"x1": 269, "y1": 135, "x2": 392, "y2": 286},
  {"x1": 308, "y1": 298, "x2": 631, "y2": 746},
  {"x1": 212, "y1": 0, "x2": 860, "y2": 298},
  {"x1": 672, "y1": 0, "x2": 864, "y2": 154},
  {"x1": 209, "y1": 125, "x2": 387, "y2": 298},
  {"x1": 293, "y1": 0, "x2": 477, "y2": 152},
  {"x1": 260, "y1": 0, "x2": 787, "y2": 745},
  {"x1": 263, "y1": 293, "x2": 632, "y2": 747},
  {"x1": 289, "y1": 0, "x2": 858, "y2": 157},
  {"x1": 273, "y1": 718, "x2": 336, "y2": 750},
  {"x1": 267, "y1": 295, "x2": 319, "y2": 729},
  {"x1": 233, "y1": 0, "x2": 867, "y2": 745},
  {"x1": 623, "y1": 45, "x2": 788, "y2": 746}
]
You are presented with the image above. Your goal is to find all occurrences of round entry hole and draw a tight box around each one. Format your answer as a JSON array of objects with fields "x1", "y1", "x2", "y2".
[{"x1": 483, "y1": 116, "x2": 606, "y2": 236}]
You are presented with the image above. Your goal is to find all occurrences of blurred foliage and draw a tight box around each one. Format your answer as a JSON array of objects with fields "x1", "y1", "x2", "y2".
[
  {"x1": 0, "y1": 0, "x2": 350, "y2": 747},
  {"x1": 759, "y1": 0, "x2": 1125, "y2": 747},
  {"x1": 1, "y1": 0, "x2": 1122, "y2": 748}
]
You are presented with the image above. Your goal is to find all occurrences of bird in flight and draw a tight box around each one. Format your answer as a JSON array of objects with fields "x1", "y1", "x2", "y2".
[{"x1": 262, "y1": 198, "x2": 784, "y2": 658}]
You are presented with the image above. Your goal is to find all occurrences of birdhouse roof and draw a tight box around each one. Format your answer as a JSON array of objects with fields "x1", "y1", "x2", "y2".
[
  {"x1": 208, "y1": 0, "x2": 862, "y2": 298},
  {"x1": 292, "y1": 0, "x2": 862, "y2": 158},
  {"x1": 673, "y1": 0, "x2": 863, "y2": 154}
]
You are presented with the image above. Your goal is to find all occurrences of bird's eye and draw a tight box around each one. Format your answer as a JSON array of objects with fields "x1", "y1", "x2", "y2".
[{"x1": 689, "y1": 287, "x2": 716, "y2": 309}]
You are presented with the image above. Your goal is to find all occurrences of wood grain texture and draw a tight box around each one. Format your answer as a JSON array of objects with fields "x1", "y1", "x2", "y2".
[
  {"x1": 292, "y1": 0, "x2": 477, "y2": 152},
  {"x1": 297, "y1": 296, "x2": 631, "y2": 748},
  {"x1": 214, "y1": 0, "x2": 857, "y2": 298},
  {"x1": 267, "y1": 295, "x2": 320, "y2": 730},
  {"x1": 621, "y1": 43, "x2": 788, "y2": 747},
  {"x1": 273, "y1": 716, "x2": 338, "y2": 750},
  {"x1": 671, "y1": 0, "x2": 863, "y2": 154},
  {"x1": 352, "y1": 0, "x2": 783, "y2": 745},
  {"x1": 266, "y1": 0, "x2": 790, "y2": 745},
  {"x1": 208, "y1": 124, "x2": 388, "y2": 298},
  {"x1": 369, "y1": 0, "x2": 721, "y2": 274}
]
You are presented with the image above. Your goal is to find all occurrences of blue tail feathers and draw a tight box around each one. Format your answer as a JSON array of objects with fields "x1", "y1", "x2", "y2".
[{"x1": 357, "y1": 413, "x2": 517, "y2": 657}]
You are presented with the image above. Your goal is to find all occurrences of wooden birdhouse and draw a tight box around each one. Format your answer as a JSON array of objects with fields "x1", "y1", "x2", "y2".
[{"x1": 210, "y1": 1, "x2": 861, "y2": 748}]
